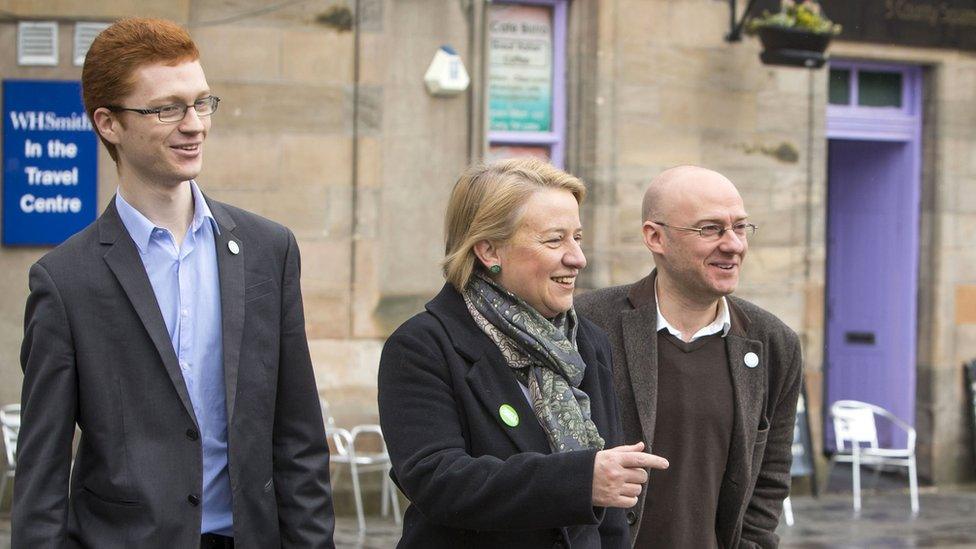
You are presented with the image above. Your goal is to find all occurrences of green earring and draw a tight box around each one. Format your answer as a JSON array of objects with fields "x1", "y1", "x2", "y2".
[{"x1": 489, "y1": 264, "x2": 502, "y2": 275}]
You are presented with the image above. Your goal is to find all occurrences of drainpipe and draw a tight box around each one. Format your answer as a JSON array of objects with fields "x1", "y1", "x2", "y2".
[
  {"x1": 349, "y1": 0, "x2": 362, "y2": 336},
  {"x1": 803, "y1": 70, "x2": 816, "y2": 283},
  {"x1": 464, "y1": 0, "x2": 486, "y2": 163}
]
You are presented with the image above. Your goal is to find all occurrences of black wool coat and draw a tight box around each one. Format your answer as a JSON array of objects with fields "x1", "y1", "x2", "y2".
[{"x1": 377, "y1": 284, "x2": 629, "y2": 548}]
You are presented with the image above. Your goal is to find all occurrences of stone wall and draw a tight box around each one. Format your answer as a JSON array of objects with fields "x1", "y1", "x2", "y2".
[
  {"x1": 1, "y1": 0, "x2": 974, "y2": 489},
  {"x1": 570, "y1": 0, "x2": 976, "y2": 484},
  {"x1": 571, "y1": 0, "x2": 831, "y2": 475},
  {"x1": 0, "y1": 0, "x2": 473, "y2": 430}
]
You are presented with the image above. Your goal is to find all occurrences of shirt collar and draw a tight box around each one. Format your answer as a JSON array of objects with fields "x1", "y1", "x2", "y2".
[
  {"x1": 187, "y1": 180, "x2": 218, "y2": 235},
  {"x1": 115, "y1": 180, "x2": 219, "y2": 254},
  {"x1": 654, "y1": 281, "x2": 732, "y2": 342}
]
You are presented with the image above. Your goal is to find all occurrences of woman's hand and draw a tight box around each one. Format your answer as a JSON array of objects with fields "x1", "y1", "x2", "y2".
[{"x1": 591, "y1": 442, "x2": 668, "y2": 508}]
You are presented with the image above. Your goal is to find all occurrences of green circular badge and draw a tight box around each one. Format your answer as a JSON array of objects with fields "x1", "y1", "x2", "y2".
[{"x1": 499, "y1": 404, "x2": 520, "y2": 427}]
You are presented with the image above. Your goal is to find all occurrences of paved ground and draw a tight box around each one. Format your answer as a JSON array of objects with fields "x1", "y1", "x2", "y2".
[
  {"x1": 778, "y1": 463, "x2": 976, "y2": 548},
  {"x1": 341, "y1": 463, "x2": 976, "y2": 548},
  {"x1": 778, "y1": 489, "x2": 976, "y2": 548},
  {"x1": 333, "y1": 485, "x2": 976, "y2": 548},
  {"x1": 2, "y1": 482, "x2": 975, "y2": 548}
]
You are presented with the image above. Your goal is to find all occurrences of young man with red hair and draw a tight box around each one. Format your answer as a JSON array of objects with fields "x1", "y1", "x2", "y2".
[{"x1": 13, "y1": 18, "x2": 335, "y2": 548}]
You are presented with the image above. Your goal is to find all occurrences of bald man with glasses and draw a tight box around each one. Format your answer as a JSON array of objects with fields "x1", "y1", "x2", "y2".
[{"x1": 576, "y1": 166, "x2": 802, "y2": 548}]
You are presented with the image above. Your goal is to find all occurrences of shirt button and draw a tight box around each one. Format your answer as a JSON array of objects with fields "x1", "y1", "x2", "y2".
[
  {"x1": 180, "y1": 361, "x2": 189, "y2": 370},
  {"x1": 181, "y1": 308, "x2": 189, "y2": 317},
  {"x1": 185, "y1": 428, "x2": 199, "y2": 441},
  {"x1": 187, "y1": 494, "x2": 200, "y2": 506}
]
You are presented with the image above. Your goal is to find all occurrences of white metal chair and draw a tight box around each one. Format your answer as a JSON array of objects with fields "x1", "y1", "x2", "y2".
[
  {"x1": 828, "y1": 399, "x2": 919, "y2": 514},
  {"x1": 320, "y1": 398, "x2": 401, "y2": 533},
  {"x1": 1, "y1": 404, "x2": 21, "y2": 510}
]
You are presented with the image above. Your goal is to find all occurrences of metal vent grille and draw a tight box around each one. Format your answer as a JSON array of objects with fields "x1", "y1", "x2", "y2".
[
  {"x1": 18, "y1": 22, "x2": 59, "y2": 66},
  {"x1": 74, "y1": 22, "x2": 110, "y2": 66}
]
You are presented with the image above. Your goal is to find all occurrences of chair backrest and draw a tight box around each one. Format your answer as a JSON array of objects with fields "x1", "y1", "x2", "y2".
[
  {"x1": 831, "y1": 399, "x2": 917, "y2": 452},
  {"x1": 1, "y1": 404, "x2": 21, "y2": 469},
  {"x1": 319, "y1": 398, "x2": 349, "y2": 456},
  {"x1": 319, "y1": 397, "x2": 336, "y2": 431},
  {"x1": 832, "y1": 400, "x2": 879, "y2": 451}
]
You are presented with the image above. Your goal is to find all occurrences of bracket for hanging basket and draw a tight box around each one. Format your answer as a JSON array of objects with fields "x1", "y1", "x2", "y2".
[{"x1": 726, "y1": 0, "x2": 759, "y2": 42}]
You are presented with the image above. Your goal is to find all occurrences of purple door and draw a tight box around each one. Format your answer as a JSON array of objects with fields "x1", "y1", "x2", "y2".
[
  {"x1": 825, "y1": 140, "x2": 917, "y2": 449},
  {"x1": 824, "y1": 62, "x2": 922, "y2": 451}
]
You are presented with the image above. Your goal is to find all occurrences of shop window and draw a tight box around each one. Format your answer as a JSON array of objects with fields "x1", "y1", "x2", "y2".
[
  {"x1": 828, "y1": 68, "x2": 850, "y2": 105},
  {"x1": 827, "y1": 64, "x2": 910, "y2": 112},
  {"x1": 486, "y1": 0, "x2": 567, "y2": 167},
  {"x1": 858, "y1": 71, "x2": 902, "y2": 108}
]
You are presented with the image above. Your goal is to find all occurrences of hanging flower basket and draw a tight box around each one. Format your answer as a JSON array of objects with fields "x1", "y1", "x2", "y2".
[
  {"x1": 746, "y1": 0, "x2": 841, "y2": 69},
  {"x1": 757, "y1": 26, "x2": 832, "y2": 68}
]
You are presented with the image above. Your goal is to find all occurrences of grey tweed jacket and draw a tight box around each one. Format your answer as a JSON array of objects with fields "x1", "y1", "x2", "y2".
[{"x1": 575, "y1": 271, "x2": 802, "y2": 548}]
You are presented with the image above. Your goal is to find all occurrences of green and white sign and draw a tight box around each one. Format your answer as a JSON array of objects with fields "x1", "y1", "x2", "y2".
[{"x1": 487, "y1": 5, "x2": 553, "y2": 132}]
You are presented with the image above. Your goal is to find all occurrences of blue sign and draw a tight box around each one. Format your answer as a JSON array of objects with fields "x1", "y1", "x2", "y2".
[{"x1": 3, "y1": 80, "x2": 97, "y2": 246}]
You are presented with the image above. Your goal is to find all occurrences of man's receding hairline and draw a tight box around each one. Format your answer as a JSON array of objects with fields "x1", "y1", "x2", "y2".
[{"x1": 641, "y1": 165, "x2": 733, "y2": 222}]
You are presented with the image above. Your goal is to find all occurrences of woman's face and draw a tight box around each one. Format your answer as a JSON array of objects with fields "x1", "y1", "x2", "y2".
[{"x1": 495, "y1": 188, "x2": 586, "y2": 318}]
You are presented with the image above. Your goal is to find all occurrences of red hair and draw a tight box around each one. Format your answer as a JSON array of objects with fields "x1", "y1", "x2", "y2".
[{"x1": 82, "y1": 18, "x2": 200, "y2": 162}]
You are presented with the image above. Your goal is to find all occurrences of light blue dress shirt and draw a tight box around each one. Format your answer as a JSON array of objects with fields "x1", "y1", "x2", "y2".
[{"x1": 116, "y1": 182, "x2": 233, "y2": 536}]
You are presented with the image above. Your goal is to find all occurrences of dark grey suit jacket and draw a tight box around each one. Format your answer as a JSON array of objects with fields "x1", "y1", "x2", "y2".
[
  {"x1": 575, "y1": 272, "x2": 802, "y2": 549},
  {"x1": 13, "y1": 197, "x2": 335, "y2": 548}
]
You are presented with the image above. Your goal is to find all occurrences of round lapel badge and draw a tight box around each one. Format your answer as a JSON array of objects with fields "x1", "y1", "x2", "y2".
[
  {"x1": 499, "y1": 404, "x2": 520, "y2": 427},
  {"x1": 228, "y1": 240, "x2": 240, "y2": 255},
  {"x1": 744, "y1": 352, "x2": 760, "y2": 368}
]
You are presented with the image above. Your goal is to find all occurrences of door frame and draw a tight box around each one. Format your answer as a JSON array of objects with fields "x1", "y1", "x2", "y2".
[{"x1": 823, "y1": 60, "x2": 923, "y2": 451}]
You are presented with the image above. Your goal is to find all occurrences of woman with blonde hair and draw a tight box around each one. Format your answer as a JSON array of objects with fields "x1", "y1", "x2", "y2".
[{"x1": 378, "y1": 158, "x2": 668, "y2": 548}]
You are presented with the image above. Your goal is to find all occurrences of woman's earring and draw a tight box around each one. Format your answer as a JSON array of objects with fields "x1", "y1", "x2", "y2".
[{"x1": 489, "y1": 264, "x2": 502, "y2": 275}]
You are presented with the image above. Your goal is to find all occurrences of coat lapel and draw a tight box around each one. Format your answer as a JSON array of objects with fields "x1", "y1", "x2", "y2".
[
  {"x1": 622, "y1": 274, "x2": 661, "y2": 447},
  {"x1": 99, "y1": 200, "x2": 199, "y2": 428},
  {"x1": 576, "y1": 330, "x2": 612, "y2": 436},
  {"x1": 427, "y1": 285, "x2": 551, "y2": 454},
  {"x1": 722, "y1": 302, "x2": 766, "y2": 490},
  {"x1": 465, "y1": 354, "x2": 551, "y2": 453},
  {"x1": 207, "y1": 198, "x2": 245, "y2": 424}
]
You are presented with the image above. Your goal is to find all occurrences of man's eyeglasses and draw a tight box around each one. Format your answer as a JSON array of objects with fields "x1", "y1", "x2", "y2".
[
  {"x1": 106, "y1": 96, "x2": 220, "y2": 124},
  {"x1": 651, "y1": 220, "x2": 758, "y2": 240}
]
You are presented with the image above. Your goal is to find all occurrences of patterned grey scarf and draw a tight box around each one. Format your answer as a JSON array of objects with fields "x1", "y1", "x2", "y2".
[{"x1": 463, "y1": 273, "x2": 605, "y2": 453}]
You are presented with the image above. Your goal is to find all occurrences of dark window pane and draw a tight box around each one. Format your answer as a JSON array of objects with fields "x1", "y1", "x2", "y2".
[
  {"x1": 858, "y1": 71, "x2": 902, "y2": 108},
  {"x1": 829, "y1": 68, "x2": 851, "y2": 105}
]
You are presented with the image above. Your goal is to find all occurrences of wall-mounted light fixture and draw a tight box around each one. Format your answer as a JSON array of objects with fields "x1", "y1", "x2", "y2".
[{"x1": 424, "y1": 45, "x2": 471, "y2": 97}]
